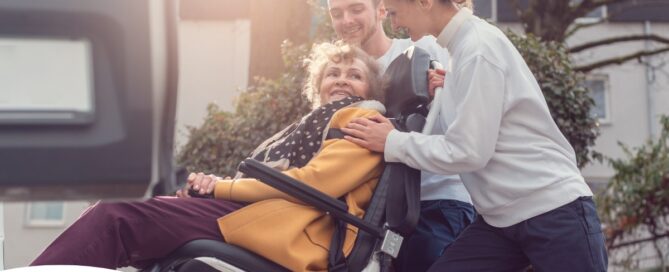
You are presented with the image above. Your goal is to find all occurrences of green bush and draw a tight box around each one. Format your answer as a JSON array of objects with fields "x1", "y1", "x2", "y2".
[
  {"x1": 176, "y1": 42, "x2": 313, "y2": 176},
  {"x1": 598, "y1": 115, "x2": 669, "y2": 247},
  {"x1": 507, "y1": 31, "x2": 601, "y2": 168}
]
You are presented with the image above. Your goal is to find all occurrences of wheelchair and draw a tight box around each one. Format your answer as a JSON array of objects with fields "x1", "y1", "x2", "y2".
[{"x1": 144, "y1": 46, "x2": 438, "y2": 272}]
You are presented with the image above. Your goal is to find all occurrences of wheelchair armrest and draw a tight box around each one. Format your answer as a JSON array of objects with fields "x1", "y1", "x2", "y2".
[{"x1": 238, "y1": 159, "x2": 383, "y2": 237}]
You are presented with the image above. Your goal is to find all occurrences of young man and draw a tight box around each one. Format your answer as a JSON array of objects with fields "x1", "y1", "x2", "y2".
[
  {"x1": 342, "y1": 0, "x2": 608, "y2": 271},
  {"x1": 327, "y1": 0, "x2": 475, "y2": 271}
]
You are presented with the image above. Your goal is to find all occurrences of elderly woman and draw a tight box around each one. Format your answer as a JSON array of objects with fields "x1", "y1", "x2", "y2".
[{"x1": 31, "y1": 41, "x2": 387, "y2": 271}]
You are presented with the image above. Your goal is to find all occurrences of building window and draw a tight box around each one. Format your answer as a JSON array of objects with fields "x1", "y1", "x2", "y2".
[
  {"x1": 473, "y1": 0, "x2": 497, "y2": 22},
  {"x1": 585, "y1": 75, "x2": 611, "y2": 125},
  {"x1": 26, "y1": 201, "x2": 65, "y2": 227}
]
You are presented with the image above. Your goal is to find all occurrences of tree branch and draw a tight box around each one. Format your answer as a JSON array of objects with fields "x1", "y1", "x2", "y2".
[
  {"x1": 570, "y1": 34, "x2": 669, "y2": 53},
  {"x1": 575, "y1": 46, "x2": 669, "y2": 72},
  {"x1": 565, "y1": 19, "x2": 607, "y2": 39},
  {"x1": 569, "y1": 0, "x2": 626, "y2": 22},
  {"x1": 555, "y1": 0, "x2": 628, "y2": 41},
  {"x1": 565, "y1": 1, "x2": 640, "y2": 40},
  {"x1": 609, "y1": 231, "x2": 669, "y2": 250}
]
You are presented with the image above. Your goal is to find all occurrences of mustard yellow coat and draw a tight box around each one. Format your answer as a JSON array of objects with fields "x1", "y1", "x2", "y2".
[{"x1": 213, "y1": 107, "x2": 384, "y2": 271}]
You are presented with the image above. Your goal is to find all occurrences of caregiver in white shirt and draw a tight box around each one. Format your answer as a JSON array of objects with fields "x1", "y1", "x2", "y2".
[
  {"x1": 341, "y1": 0, "x2": 608, "y2": 271},
  {"x1": 327, "y1": 0, "x2": 474, "y2": 270}
]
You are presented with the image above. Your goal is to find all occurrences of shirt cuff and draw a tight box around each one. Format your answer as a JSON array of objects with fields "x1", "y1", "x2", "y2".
[
  {"x1": 384, "y1": 129, "x2": 408, "y2": 163},
  {"x1": 214, "y1": 180, "x2": 233, "y2": 200}
]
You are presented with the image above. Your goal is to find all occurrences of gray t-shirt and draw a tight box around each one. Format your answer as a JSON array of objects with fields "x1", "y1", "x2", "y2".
[{"x1": 377, "y1": 36, "x2": 450, "y2": 74}]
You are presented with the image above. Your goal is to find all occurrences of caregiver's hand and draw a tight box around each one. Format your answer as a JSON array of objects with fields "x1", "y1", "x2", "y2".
[
  {"x1": 341, "y1": 114, "x2": 395, "y2": 153},
  {"x1": 428, "y1": 68, "x2": 446, "y2": 98}
]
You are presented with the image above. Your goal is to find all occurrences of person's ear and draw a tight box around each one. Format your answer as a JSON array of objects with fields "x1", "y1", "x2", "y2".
[
  {"x1": 417, "y1": 0, "x2": 433, "y2": 11},
  {"x1": 377, "y1": 1, "x2": 387, "y2": 20}
]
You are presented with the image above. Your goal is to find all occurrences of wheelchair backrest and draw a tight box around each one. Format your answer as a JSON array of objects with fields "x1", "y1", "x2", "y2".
[
  {"x1": 383, "y1": 46, "x2": 431, "y2": 120},
  {"x1": 346, "y1": 46, "x2": 434, "y2": 271}
]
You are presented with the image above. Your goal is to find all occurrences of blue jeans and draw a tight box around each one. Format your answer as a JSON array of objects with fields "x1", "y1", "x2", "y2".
[
  {"x1": 428, "y1": 196, "x2": 608, "y2": 272},
  {"x1": 394, "y1": 199, "x2": 476, "y2": 272}
]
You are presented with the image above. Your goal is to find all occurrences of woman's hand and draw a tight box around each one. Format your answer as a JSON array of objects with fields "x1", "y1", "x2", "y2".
[
  {"x1": 341, "y1": 114, "x2": 395, "y2": 153},
  {"x1": 428, "y1": 68, "x2": 446, "y2": 98},
  {"x1": 176, "y1": 172, "x2": 221, "y2": 198}
]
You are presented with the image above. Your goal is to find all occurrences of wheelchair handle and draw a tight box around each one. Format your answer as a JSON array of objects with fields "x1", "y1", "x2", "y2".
[{"x1": 430, "y1": 60, "x2": 444, "y2": 70}]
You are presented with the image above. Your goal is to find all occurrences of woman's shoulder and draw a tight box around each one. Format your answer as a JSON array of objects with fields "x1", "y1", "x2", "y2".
[
  {"x1": 455, "y1": 18, "x2": 513, "y2": 70},
  {"x1": 351, "y1": 100, "x2": 385, "y2": 113},
  {"x1": 328, "y1": 100, "x2": 386, "y2": 128}
]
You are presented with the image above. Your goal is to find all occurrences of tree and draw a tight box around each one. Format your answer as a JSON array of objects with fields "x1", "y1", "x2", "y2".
[{"x1": 508, "y1": 0, "x2": 669, "y2": 72}]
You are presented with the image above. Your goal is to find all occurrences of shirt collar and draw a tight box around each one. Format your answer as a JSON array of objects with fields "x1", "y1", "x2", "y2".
[{"x1": 436, "y1": 8, "x2": 473, "y2": 49}]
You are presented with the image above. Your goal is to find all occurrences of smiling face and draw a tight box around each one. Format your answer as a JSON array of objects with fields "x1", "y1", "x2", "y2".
[
  {"x1": 328, "y1": 0, "x2": 384, "y2": 46},
  {"x1": 384, "y1": 0, "x2": 432, "y2": 41},
  {"x1": 319, "y1": 58, "x2": 371, "y2": 104}
]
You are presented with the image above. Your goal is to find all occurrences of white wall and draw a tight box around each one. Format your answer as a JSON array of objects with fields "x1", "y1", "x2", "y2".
[
  {"x1": 3, "y1": 201, "x2": 91, "y2": 269},
  {"x1": 174, "y1": 19, "x2": 251, "y2": 150}
]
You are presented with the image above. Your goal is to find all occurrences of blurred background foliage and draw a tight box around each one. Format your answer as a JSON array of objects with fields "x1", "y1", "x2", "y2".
[
  {"x1": 176, "y1": 4, "x2": 669, "y2": 265},
  {"x1": 176, "y1": 2, "x2": 601, "y2": 175},
  {"x1": 598, "y1": 116, "x2": 669, "y2": 269}
]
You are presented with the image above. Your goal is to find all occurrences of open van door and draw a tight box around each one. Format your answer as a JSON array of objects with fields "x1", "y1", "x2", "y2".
[{"x1": 0, "y1": 0, "x2": 179, "y2": 200}]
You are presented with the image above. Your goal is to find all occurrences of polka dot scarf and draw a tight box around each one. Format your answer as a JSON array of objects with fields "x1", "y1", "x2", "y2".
[{"x1": 240, "y1": 96, "x2": 364, "y2": 175}]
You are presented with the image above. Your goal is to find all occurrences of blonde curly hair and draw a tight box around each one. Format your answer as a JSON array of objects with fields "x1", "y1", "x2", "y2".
[
  {"x1": 402, "y1": 0, "x2": 473, "y2": 9},
  {"x1": 304, "y1": 41, "x2": 386, "y2": 106}
]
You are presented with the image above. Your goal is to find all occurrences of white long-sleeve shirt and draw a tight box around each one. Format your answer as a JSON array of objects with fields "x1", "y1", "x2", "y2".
[
  {"x1": 377, "y1": 37, "x2": 471, "y2": 204},
  {"x1": 384, "y1": 9, "x2": 592, "y2": 227}
]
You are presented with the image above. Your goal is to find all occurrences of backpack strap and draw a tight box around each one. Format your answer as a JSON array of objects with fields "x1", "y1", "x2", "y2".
[{"x1": 326, "y1": 128, "x2": 346, "y2": 140}]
